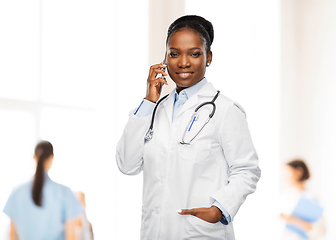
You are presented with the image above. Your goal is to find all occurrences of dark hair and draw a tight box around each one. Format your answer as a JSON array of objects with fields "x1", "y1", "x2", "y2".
[
  {"x1": 32, "y1": 141, "x2": 53, "y2": 206},
  {"x1": 166, "y1": 15, "x2": 214, "y2": 54},
  {"x1": 287, "y1": 159, "x2": 310, "y2": 182}
]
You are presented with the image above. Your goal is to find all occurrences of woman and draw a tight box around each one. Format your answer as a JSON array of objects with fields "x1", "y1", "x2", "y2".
[
  {"x1": 116, "y1": 15, "x2": 261, "y2": 240},
  {"x1": 3, "y1": 141, "x2": 83, "y2": 240},
  {"x1": 280, "y1": 159, "x2": 326, "y2": 240}
]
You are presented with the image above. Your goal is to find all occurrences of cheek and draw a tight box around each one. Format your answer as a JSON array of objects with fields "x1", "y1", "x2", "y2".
[
  {"x1": 283, "y1": 167, "x2": 295, "y2": 181},
  {"x1": 194, "y1": 56, "x2": 207, "y2": 68},
  {"x1": 194, "y1": 60, "x2": 207, "y2": 74},
  {"x1": 166, "y1": 58, "x2": 176, "y2": 70},
  {"x1": 167, "y1": 67, "x2": 173, "y2": 77}
]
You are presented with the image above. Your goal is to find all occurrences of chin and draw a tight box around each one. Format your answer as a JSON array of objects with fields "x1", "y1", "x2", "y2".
[{"x1": 175, "y1": 81, "x2": 193, "y2": 89}]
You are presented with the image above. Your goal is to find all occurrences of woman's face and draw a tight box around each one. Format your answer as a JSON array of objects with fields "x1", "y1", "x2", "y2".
[
  {"x1": 166, "y1": 28, "x2": 212, "y2": 93},
  {"x1": 283, "y1": 165, "x2": 303, "y2": 185}
]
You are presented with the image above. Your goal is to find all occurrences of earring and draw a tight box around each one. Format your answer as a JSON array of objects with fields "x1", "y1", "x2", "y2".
[{"x1": 206, "y1": 62, "x2": 210, "y2": 66}]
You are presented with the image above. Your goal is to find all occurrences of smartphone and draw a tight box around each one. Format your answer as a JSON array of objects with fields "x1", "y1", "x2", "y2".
[{"x1": 157, "y1": 56, "x2": 167, "y2": 94}]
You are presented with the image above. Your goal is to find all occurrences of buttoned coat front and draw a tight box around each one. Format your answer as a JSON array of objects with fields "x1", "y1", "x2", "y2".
[{"x1": 116, "y1": 82, "x2": 261, "y2": 240}]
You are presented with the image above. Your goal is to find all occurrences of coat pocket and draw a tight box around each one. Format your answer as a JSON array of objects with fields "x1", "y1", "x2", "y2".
[
  {"x1": 177, "y1": 123, "x2": 215, "y2": 162},
  {"x1": 180, "y1": 216, "x2": 226, "y2": 240},
  {"x1": 177, "y1": 139, "x2": 210, "y2": 161}
]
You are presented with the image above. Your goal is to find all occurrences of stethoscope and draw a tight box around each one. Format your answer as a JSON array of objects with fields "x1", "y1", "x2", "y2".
[{"x1": 144, "y1": 90, "x2": 220, "y2": 145}]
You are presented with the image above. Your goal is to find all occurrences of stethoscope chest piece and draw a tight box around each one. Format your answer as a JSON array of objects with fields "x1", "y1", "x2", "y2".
[
  {"x1": 144, "y1": 94, "x2": 169, "y2": 143},
  {"x1": 144, "y1": 129, "x2": 154, "y2": 143}
]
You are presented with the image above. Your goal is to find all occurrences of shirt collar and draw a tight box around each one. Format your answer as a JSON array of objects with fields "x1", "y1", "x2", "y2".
[{"x1": 174, "y1": 77, "x2": 208, "y2": 101}]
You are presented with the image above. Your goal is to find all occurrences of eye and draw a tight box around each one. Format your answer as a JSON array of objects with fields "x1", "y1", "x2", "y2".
[
  {"x1": 191, "y1": 52, "x2": 202, "y2": 57},
  {"x1": 169, "y1": 52, "x2": 179, "y2": 58}
]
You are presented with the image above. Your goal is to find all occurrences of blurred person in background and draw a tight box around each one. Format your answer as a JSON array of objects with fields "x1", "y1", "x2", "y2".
[
  {"x1": 280, "y1": 159, "x2": 326, "y2": 240},
  {"x1": 74, "y1": 191, "x2": 94, "y2": 240},
  {"x1": 3, "y1": 140, "x2": 83, "y2": 240}
]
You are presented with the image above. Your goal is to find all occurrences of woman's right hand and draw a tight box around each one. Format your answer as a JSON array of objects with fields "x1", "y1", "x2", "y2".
[
  {"x1": 145, "y1": 61, "x2": 168, "y2": 103},
  {"x1": 280, "y1": 213, "x2": 313, "y2": 231}
]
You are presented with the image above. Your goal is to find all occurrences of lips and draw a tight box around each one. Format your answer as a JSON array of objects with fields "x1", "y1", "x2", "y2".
[{"x1": 176, "y1": 72, "x2": 194, "y2": 78}]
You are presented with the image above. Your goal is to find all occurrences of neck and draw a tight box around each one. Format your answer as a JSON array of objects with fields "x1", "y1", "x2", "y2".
[
  {"x1": 176, "y1": 86, "x2": 186, "y2": 94},
  {"x1": 293, "y1": 181, "x2": 305, "y2": 191}
]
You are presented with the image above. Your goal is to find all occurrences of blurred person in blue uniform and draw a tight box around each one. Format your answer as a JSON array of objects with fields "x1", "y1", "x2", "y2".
[
  {"x1": 280, "y1": 159, "x2": 326, "y2": 240},
  {"x1": 3, "y1": 141, "x2": 83, "y2": 240}
]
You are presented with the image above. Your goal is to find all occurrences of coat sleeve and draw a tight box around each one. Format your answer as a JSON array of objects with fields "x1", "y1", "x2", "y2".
[
  {"x1": 116, "y1": 110, "x2": 152, "y2": 175},
  {"x1": 210, "y1": 102, "x2": 261, "y2": 220}
]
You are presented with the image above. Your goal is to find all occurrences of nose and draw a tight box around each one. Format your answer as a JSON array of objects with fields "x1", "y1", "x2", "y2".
[{"x1": 178, "y1": 54, "x2": 190, "y2": 68}]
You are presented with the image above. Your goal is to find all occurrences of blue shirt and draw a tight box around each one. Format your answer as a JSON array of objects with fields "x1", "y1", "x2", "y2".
[
  {"x1": 134, "y1": 77, "x2": 232, "y2": 225},
  {"x1": 3, "y1": 173, "x2": 83, "y2": 240}
]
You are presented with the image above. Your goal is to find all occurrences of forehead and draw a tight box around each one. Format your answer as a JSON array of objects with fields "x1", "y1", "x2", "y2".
[{"x1": 168, "y1": 27, "x2": 205, "y2": 49}]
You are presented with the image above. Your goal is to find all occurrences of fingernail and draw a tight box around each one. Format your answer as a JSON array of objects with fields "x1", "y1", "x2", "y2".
[{"x1": 177, "y1": 209, "x2": 182, "y2": 213}]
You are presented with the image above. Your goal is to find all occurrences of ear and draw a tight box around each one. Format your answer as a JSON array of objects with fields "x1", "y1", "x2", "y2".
[
  {"x1": 33, "y1": 155, "x2": 38, "y2": 162},
  {"x1": 206, "y1": 51, "x2": 213, "y2": 66}
]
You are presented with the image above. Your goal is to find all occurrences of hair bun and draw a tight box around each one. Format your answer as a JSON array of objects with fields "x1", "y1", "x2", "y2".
[
  {"x1": 167, "y1": 15, "x2": 214, "y2": 53},
  {"x1": 190, "y1": 15, "x2": 214, "y2": 45}
]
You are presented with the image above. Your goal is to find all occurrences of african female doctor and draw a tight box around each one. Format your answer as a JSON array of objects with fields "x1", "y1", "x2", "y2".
[{"x1": 116, "y1": 15, "x2": 261, "y2": 240}]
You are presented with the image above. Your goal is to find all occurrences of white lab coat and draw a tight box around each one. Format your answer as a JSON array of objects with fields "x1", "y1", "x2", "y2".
[{"x1": 116, "y1": 82, "x2": 261, "y2": 240}]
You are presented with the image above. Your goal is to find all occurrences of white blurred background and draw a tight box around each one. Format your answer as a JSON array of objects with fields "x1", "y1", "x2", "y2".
[{"x1": 0, "y1": 0, "x2": 335, "y2": 239}]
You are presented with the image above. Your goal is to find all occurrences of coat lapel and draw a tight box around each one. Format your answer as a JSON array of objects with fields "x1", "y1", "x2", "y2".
[
  {"x1": 161, "y1": 82, "x2": 218, "y2": 123},
  {"x1": 174, "y1": 82, "x2": 218, "y2": 120},
  {"x1": 161, "y1": 90, "x2": 175, "y2": 125}
]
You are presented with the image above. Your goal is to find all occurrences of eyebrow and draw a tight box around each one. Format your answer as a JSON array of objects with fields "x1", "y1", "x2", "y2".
[{"x1": 169, "y1": 47, "x2": 202, "y2": 51}]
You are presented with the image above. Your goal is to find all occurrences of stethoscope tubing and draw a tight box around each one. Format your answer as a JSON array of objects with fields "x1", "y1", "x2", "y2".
[
  {"x1": 144, "y1": 90, "x2": 220, "y2": 144},
  {"x1": 180, "y1": 91, "x2": 220, "y2": 145},
  {"x1": 144, "y1": 94, "x2": 169, "y2": 143}
]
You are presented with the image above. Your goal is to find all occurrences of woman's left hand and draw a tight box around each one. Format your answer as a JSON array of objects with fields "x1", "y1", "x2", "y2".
[{"x1": 178, "y1": 206, "x2": 223, "y2": 223}]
